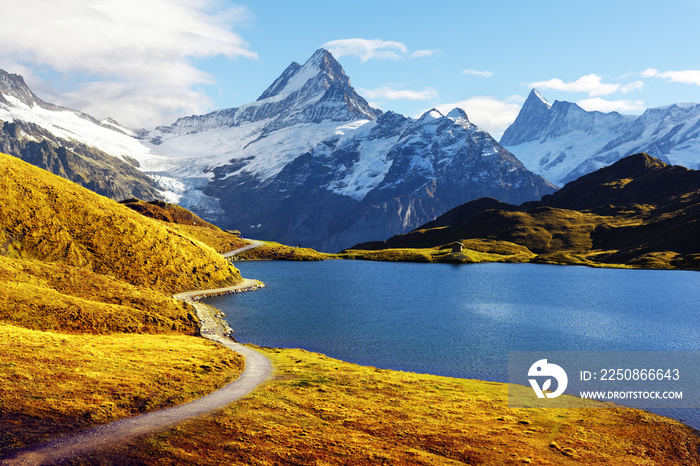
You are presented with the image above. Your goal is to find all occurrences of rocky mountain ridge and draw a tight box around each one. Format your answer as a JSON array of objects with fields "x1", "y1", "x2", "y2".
[
  {"x1": 502, "y1": 89, "x2": 700, "y2": 185},
  {"x1": 0, "y1": 69, "x2": 164, "y2": 201},
  {"x1": 147, "y1": 49, "x2": 555, "y2": 251}
]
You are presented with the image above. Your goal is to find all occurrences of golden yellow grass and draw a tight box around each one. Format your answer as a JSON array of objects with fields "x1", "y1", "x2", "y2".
[
  {"x1": 341, "y1": 238, "x2": 536, "y2": 264},
  {"x1": 0, "y1": 152, "x2": 241, "y2": 293},
  {"x1": 164, "y1": 223, "x2": 249, "y2": 254},
  {"x1": 234, "y1": 240, "x2": 337, "y2": 261},
  {"x1": 73, "y1": 347, "x2": 700, "y2": 465},
  {"x1": 0, "y1": 324, "x2": 244, "y2": 455},
  {"x1": 119, "y1": 199, "x2": 250, "y2": 254},
  {"x1": 0, "y1": 256, "x2": 198, "y2": 334}
]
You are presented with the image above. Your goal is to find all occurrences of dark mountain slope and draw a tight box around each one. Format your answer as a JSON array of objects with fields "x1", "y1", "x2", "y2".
[{"x1": 351, "y1": 154, "x2": 700, "y2": 269}]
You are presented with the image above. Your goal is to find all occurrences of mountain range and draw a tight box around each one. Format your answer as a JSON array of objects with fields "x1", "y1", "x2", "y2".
[
  {"x1": 143, "y1": 49, "x2": 555, "y2": 251},
  {"x1": 352, "y1": 153, "x2": 700, "y2": 270},
  {"x1": 501, "y1": 89, "x2": 700, "y2": 186},
  {"x1": 0, "y1": 70, "x2": 164, "y2": 201},
  {"x1": 0, "y1": 49, "x2": 554, "y2": 251}
]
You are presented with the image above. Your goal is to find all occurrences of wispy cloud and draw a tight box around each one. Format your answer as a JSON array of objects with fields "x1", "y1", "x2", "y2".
[
  {"x1": 0, "y1": 0, "x2": 257, "y2": 127},
  {"x1": 421, "y1": 95, "x2": 524, "y2": 139},
  {"x1": 322, "y1": 39, "x2": 437, "y2": 62},
  {"x1": 642, "y1": 68, "x2": 700, "y2": 86},
  {"x1": 529, "y1": 74, "x2": 642, "y2": 97},
  {"x1": 620, "y1": 81, "x2": 644, "y2": 93},
  {"x1": 410, "y1": 50, "x2": 440, "y2": 59},
  {"x1": 322, "y1": 39, "x2": 407, "y2": 61},
  {"x1": 576, "y1": 98, "x2": 645, "y2": 113},
  {"x1": 462, "y1": 69, "x2": 493, "y2": 78}
]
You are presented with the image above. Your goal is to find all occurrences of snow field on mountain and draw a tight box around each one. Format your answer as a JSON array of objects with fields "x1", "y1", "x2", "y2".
[{"x1": 0, "y1": 94, "x2": 154, "y2": 165}]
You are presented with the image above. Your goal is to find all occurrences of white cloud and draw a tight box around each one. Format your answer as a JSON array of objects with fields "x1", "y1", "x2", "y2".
[
  {"x1": 576, "y1": 98, "x2": 645, "y2": 113},
  {"x1": 410, "y1": 50, "x2": 440, "y2": 58},
  {"x1": 0, "y1": 0, "x2": 256, "y2": 127},
  {"x1": 323, "y1": 39, "x2": 438, "y2": 62},
  {"x1": 642, "y1": 68, "x2": 700, "y2": 86},
  {"x1": 621, "y1": 81, "x2": 644, "y2": 93},
  {"x1": 322, "y1": 39, "x2": 408, "y2": 62},
  {"x1": 59, "y1": 81, "x2": 215, "y2": 129},
  {"x1": 529, "y1": 74, "x2": 630, "y2": 97},
  {"x1": 462, "y1": 69, "x2": 494, "y2": 78},
  {"x1": 358, "y1": 86, "x2": 438, "y2": 101},
  {"x1": 421, "y1": 96, "x2": 524, "y2": 139}
]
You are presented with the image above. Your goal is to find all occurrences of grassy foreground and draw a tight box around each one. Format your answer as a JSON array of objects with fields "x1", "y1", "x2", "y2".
[
  {"x1": 0, "y1": 154, "x2": 247, "y2": 458},
  {"x1": 67, "y1": 348, "x2": 699, "y2": 465},
  {"x1": 0, "y1": 324, "x2": 244, "y2": 456}
]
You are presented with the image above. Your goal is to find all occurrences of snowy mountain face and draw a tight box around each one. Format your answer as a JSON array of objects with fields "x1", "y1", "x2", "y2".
[
  {"x1": 202, "y1": 105, "x2": 555, "y2": 251},
  {"x1": 144, "y1": 49, "x2": 555, "y2": 251},
  {"x1": 501, "y1": 89, "x2": 700, "y2": 185},
  {"x1": 0, "y1": 70, "x2": 165, "y2": 201},
  {"x1": 152, "y1": 49, "x2": 379, "y2": 139}
]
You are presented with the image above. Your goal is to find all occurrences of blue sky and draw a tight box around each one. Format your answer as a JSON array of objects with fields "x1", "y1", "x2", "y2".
[{"x1": 2, "y1": 0, "x2": 700, "y2": 137}]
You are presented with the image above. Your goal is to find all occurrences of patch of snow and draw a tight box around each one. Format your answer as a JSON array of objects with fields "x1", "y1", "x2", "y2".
[
  {"x1": 277, "y1": 63, "x2": 322, "y2": 97},
  {"x1": 335, "y1": 119, "x2": 371, "y2": 135},
  {"x1": 504, "y1": 128, "x2": 621, "y2": 185},
  {"x1": 533, "y1": 89, "x2": 552, "y2": 109},
  {"x1": 326, "y1": 135, "x2": 398, "y2": 200}
]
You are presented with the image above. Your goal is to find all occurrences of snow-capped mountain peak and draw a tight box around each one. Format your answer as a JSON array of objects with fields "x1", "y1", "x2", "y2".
[
  {"x1": 446, "y1": 107, "x2": 469, "y2": 121},
  {"x1": 418, "y1": 108, "x2": 444, "y2": 122},
  {"x1": 531, "y1": 88, "x2": 551, "y2": 109},
  {"x1": 153, "y1": 49, "x2": 381, "y2": 140},
  {"x1": 501, "y1": 89, "x2": 700, "y2": 186},
  {"x1": 0, "y1": 70, "x2": 54, "y2": 110},
  {"x1": 257, "y1": 48, "x2": 346, "y2": 100}
]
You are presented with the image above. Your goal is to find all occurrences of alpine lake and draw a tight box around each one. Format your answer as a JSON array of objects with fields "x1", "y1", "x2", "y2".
[{"x1": 206, "y1": 260, "x2": 700, "y2": 429}]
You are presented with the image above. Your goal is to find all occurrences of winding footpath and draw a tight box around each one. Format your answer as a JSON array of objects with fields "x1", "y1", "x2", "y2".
[
  {"x1": 222, "y1": 239, "x2": 264, "y2": 258},
  {"x1": 2, "y1": 241, "x2": 271, "y2": 466}
]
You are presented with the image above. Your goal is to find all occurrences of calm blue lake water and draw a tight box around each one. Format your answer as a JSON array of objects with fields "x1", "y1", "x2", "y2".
[{"x1": 207, "y1": 261, "x2": 700, "y2": 427}]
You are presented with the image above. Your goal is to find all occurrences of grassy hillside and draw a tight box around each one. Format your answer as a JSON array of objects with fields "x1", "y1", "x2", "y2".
[
  {"x1": 0, "y1": 153, "x2": 248, "y2": 457},
  {"x1": 0, "y1": 255, "x2": 198, "y2": 334},
  {"x1": 0, "y1": 153, "x2": 241, "y2": 292},
  {"x1": 233, "y1": 240, "x2": 336, "y2": 261},
  {"x1": 119, "y1": 199, "x2": 250, "y2": 254}
]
